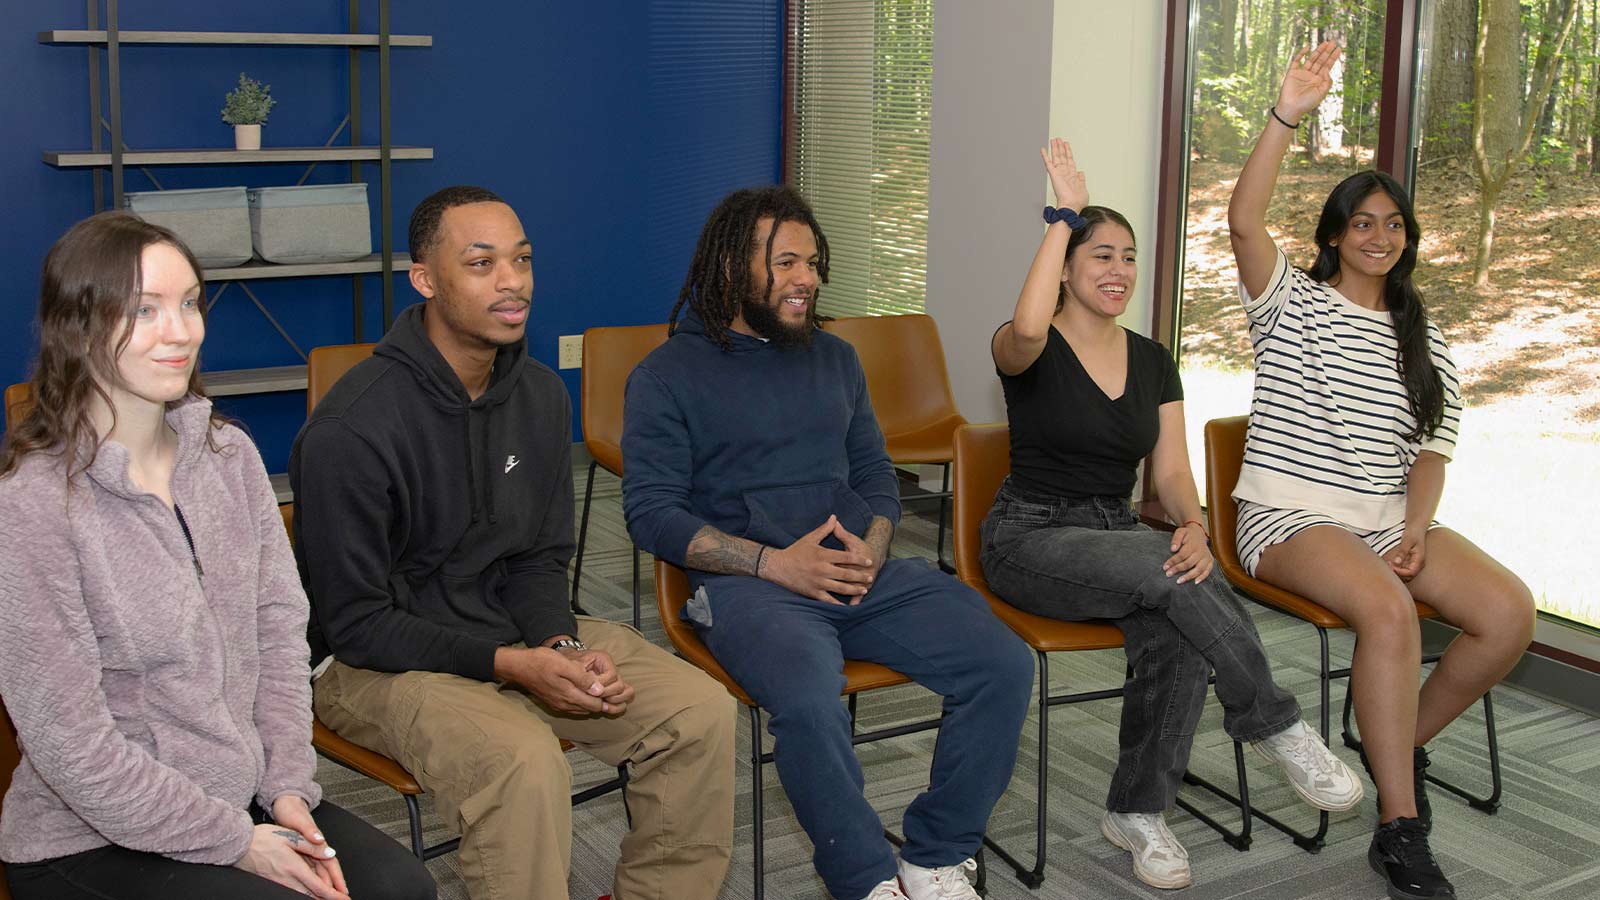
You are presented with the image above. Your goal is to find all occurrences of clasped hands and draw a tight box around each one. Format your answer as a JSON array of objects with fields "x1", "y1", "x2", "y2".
[
  {"x1": 764, "y1": 514, "x2": 884, "y2": 605},
  {"x1": 234, "y1": 795, "x2": 347, "y2": 899},
  {"x1": 495, "y1": 643, "x2": 634, "y2": 717}
]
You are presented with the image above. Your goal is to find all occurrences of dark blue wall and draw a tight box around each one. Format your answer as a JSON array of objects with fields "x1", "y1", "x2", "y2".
[{"x1": 0, "y1": 0, "x2": 783, "y2": 472}]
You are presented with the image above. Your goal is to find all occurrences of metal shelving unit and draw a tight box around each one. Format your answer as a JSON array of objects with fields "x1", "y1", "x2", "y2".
[
  {"x1": 41, "y1": 0, "x2": 429, "y2": 343},
  {"x1": 41, "y1": 2, "x2": 430, "y2": 498}
]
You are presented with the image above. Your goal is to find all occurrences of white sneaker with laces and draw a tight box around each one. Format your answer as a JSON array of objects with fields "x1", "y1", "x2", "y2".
[
  {"x1": 1101, "y1": 810, "x2": 1192, "y2": 889},
  {"x1": 897, "y1": 856, "x2": 979, "y2": 900},
  {"x1": 1251, "y1": 719, "x2": 1365, "y2": 812},
  {"x1": 861, "y1": 877, "x2": 910, "y2": 900}
]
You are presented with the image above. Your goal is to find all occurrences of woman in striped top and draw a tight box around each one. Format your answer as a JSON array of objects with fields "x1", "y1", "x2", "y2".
[{"x1": 1228, "y1": 41, "x2": 1535, "y2": 900}]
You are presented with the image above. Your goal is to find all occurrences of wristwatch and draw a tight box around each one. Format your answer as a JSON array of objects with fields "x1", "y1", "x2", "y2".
[{"x1": 550, "y1": 638, "x2": 586, "y2": 653}]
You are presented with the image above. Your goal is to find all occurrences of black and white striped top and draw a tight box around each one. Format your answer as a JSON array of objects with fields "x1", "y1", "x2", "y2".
[{"x1": 1232, "y1": 248, "x2": 1462, "y2": 531}]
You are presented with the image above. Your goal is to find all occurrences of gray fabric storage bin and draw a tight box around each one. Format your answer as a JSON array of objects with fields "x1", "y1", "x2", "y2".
[
  {"x1": 124, "y1": 187, "x2": 253, "y2": 268},
  {"x1": 248, "y1": 183, "x2": 372, "y2": 264}
]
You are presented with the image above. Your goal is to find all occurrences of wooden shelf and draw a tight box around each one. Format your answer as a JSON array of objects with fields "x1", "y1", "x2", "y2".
[
  {"x1": 206, "y1": 253, "x2": 412, "y2": 281},
  {"x1": 269, "y1": 472, "x2": 293, "y2": 505},
  {"x1": 44, "y1": 147, "x2": 433, "y2": 167},
  {"x1": 205, "y1": 365, "x2": 307, "y2": 397},
  {"x1": 40, "y1": 29, "x2": 430, "y2": 47}
]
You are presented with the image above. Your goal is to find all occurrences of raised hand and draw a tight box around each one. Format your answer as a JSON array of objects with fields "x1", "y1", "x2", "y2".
[
  {"x1": 1277, "y1": 41, "x2": 1341, "y2": 124},
  {"x1": 765, "y1": 514, "x2": 876, "y2": 603},
  {"x1": 1041, "y1": 137, "x2": 1088, "y2": 213}
]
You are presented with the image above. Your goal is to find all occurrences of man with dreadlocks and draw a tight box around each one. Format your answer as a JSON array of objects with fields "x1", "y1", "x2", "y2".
[{"x1": 622, "y1": 186, "x2": 1033, "y2": 900}]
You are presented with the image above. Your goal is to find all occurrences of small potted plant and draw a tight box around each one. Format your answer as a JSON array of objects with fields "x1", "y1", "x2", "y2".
[{"x1": 221, "y1": 73, "x2": 275, "y2": 150}]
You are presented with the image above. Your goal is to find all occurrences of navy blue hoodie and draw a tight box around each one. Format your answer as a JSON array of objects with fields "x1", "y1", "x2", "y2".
[
  {"x1": 621, "y1": 310, "x2": 901, "y2": 570},
  {"x1": 290, "y1": 303, "x2": 576, "y2": 681}
]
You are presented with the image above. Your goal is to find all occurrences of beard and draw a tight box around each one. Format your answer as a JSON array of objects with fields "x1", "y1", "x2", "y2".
[{"x1": 740, "y1": 292, "x2": 815, "y2": 350}]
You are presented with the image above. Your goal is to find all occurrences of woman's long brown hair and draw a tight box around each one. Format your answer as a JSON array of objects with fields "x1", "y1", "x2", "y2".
[{"x1": 0, "y1": 211, "x2": 227, "y2": 480}]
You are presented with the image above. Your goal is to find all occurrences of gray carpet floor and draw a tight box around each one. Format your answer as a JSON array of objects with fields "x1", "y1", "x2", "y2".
[{"x1": 315, "y1": 465, "x2": 1600, "y2": 900}]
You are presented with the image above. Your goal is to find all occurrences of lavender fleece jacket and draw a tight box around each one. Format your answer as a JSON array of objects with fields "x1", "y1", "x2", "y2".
[{"x1": 0, "y1": 399, "x2": 321, "y2": 866}]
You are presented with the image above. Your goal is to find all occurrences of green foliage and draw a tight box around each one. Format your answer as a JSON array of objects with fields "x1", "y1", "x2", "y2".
[{"x1": 220, "y1": 73, "x2": 275, "y2": 126}]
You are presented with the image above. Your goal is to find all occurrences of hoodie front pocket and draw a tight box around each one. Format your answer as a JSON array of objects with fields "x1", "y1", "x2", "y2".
[{"x1": 742, "y1": 479, "x2": 874, "y2": 548}]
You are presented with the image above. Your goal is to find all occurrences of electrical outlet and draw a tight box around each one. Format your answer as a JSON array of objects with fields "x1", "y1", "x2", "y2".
[{"x1": 558, "y1": 334, "x2": 583, "y2": 370}]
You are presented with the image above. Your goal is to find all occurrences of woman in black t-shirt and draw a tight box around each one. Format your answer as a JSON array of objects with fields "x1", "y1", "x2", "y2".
[{"x1": 978, "y1": 139, "x2": 1360, "y2": 891}]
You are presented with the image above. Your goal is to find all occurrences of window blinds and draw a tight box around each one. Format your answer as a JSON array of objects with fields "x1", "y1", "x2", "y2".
[{"x1": 786, "y1": 0, "x2": 933, "y2": 317}]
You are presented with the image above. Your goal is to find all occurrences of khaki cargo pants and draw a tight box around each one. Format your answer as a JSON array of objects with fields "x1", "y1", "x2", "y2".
[{"x1": 313, "y1": 617, "x2": 735, "y2": 900}]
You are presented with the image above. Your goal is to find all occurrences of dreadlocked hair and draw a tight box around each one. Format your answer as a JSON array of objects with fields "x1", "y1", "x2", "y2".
[{"x1": 669, "y1": 185, "x2": 830, "y2": 350}]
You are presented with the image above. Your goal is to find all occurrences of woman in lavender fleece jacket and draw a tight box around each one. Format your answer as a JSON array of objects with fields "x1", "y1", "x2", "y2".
[{"x1": 0, "y1": 213, "x2": 433, "y2": 900}]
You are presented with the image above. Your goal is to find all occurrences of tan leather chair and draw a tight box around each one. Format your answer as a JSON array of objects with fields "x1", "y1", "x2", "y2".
[
  {"x1": 822, "y1": 315, "x2": 967, "y2": 572},
  {"x1": 3, "y1": 383, "x2": 29, "y2": 431},
  {"x1": 305, "y1": 342, "x2": 377, "y2": 416},
  {"x1": 952, "y1": 424, "x2": 1260, "y2": 881},
  {"x1": 654, "y1": 560, "x2": 981, "y2": 899},
  {"x1": 299, "y1": 343, "x2": 625, "y2": 859},
  {"x1": 574, "y1": 324, "x2": 670, "y2": 627},
  {"x1": 0, "y1": 696, "x2": 17, "y2": 899},
  {"x1": 1204, "y1": 415, "x2": 1501, "y2": 850}
]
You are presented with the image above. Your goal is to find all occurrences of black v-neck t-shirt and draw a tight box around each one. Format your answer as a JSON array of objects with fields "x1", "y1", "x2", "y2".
[{"x1": 997, "y1": 324, "x2": 1183, "y2": 499}]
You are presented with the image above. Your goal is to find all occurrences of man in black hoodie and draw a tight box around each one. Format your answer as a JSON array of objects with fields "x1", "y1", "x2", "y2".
[{"x1": 290, "y1": 186, "x2": 735, "y2": 900}]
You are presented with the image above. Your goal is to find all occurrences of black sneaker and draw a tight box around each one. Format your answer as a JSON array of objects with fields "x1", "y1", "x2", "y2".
[
  {"x1": 1358, "y1": 745, "x2": 1434, "y2": 831},
  {"x1": 1369, "y1": 818, "x2": 1456, "y2": 899}
]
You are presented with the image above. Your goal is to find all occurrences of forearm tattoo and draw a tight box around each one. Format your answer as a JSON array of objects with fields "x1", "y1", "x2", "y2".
[
  {"x1": 272, "y1": 829, "x2": 304, "y2": 846},
  {"x1": 685, "y1": 525, "x2": 765, "y2": 577},
  {"x1": 865, "y1": 516, "x2": 894, "y2": 565}
]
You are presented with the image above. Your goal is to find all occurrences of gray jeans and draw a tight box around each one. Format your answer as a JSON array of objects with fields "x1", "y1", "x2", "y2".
[{"x1": 978, "y1": 478, "x2": 1300, "y2": 813}]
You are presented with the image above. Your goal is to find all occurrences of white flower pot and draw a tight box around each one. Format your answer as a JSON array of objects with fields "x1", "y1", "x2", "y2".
[{"x1": 234, "y1": 124, "x2": 262, "y2": 151}]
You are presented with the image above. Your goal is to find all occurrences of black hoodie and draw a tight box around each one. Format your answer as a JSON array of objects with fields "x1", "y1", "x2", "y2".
[{"x1": 289, "y1": 303, "x2": 576, "y2": 681}]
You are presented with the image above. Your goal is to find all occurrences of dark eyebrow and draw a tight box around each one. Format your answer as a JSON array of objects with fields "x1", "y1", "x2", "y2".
[
  {"x1": 462, "y1": 239, "x2": 532, "y2": 254},
  {"x1": 1092, "y1": 243, "x2": 1136, "y2": 252}
]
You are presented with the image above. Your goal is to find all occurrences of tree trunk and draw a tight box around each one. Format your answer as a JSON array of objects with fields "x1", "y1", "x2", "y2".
[
  {"x1": 1423, "y1": 0, "x2": 1479, "y2": 161},
  {"x1": 1220, "y1": 0, "x2": 1239, "y2": 71},
  {"x1": 1564, "y1": 2, "x2": 1583, "y2": 172},
  {"x1": 1264, "y1": 0, "x2": 1283, "y2": 99},
  {"x1": 1472, "y1": 0, "x2": 1582, "y2": 286},
  {"x1": 1591, "y1": 0, "x2": 1600, "y2": 172}
]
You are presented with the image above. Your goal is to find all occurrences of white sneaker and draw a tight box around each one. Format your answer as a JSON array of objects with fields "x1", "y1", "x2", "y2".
[
  {"x1": 897, "y1": 856, "x2": 979, "y2": 900},
  {"x1": 1101, "y1": 811, "x2": 1192, "y2": 889},
  {"x1": 1251, "y1": 719, "x2": 1365, "y2": 812},
  {"x1": 861, "y1": 877, "x2": 911, "y2": 900}
]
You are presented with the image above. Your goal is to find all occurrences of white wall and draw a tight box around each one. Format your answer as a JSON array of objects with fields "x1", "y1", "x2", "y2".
[
  {"x1": 1048, "y1": 0, "x2": 1168, "y2": 337},
  {"x1": 925, "y1": 0, "x2": 1168, "y2": 425}
]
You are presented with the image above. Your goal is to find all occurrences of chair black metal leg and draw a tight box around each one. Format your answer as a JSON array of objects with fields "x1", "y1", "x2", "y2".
[
  {"x1": 1176, "y1": 738, "x2": 1254, "y2": 850},
  {"x1": 848, "y1": 692, "x2": 859, "y2": 734},
  {"x1": 1343, "y1": 650, "x2": 1502, "y2": 815},
  {"x1": 982, "y1": 649, "x2": 1048, "y2": 888},
  {"x1": 1244, "y1": 627, "x2": 1331, "y2": 851},
  {"x1": 571, "y1": 460, "x2": 598, "y2": 615},
  {"x1": 936, "y1": 463, "x2": 954, "y2": 574},
  {"x1": 405, "y1": 793, "x2": 425, "y2": 860},
  {"x1": 631, "y1": 546, "x2": 641, "y2": 629},
  {"x1": 749, "y1": 704, "x2": 765, "y2": 900}
]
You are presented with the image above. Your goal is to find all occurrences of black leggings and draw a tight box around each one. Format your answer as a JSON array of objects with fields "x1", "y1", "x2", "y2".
[{"x1": 4, "y1": 801, "x2": 435, "y2": 900}]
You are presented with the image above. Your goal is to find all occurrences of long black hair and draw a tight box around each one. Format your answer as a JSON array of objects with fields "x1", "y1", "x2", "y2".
[
  {"x1": 669, "y1": 185, "x2": 831, "y2": 350},
  {"x1": 1306, "y1": 170, "x2": 1443, "y2": 443},
  {"x1": 1056, "y1": 205, "x2": 1136, "y2": 313}
]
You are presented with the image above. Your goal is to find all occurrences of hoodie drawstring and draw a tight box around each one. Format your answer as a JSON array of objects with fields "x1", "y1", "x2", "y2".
[{"x1": 483, "y1": 407, "x2": 498, "y2": 525}]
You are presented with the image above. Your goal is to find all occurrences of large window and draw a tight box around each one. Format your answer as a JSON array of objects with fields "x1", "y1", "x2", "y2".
[
  {"x1": 1407, "y1": 0, "x2": 1599, "y2": 629},
  {"x1": 786, "y1": 0, "x2": 932, "y2": 317},
  {"x1": 1168, "y1": 0, "x2": 1600, "y2": 630}
]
